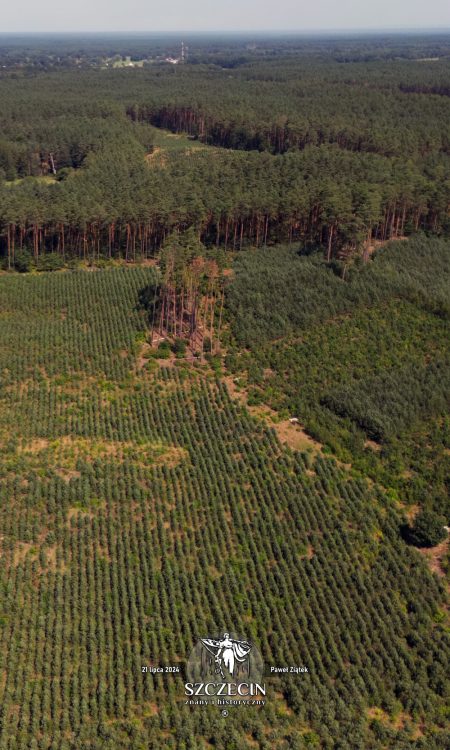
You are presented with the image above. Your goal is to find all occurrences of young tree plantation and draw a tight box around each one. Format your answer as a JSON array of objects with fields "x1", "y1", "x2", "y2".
[{"x1": 0, "y1": 33, "x2": 448, "y2": 750}]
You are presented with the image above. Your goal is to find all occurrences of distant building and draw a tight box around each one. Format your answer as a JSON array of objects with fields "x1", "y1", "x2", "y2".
[{"x1": 165, "y1": 42, "x2": 188, "y2": 65}]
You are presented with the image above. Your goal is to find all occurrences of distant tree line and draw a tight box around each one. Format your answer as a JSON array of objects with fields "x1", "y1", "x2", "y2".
[
  {"x1": 0, "y1": 50, "x2": 449, "y2": 265},
  {"x1": 1, "y1": 142, "x2": 449, "y2": 268}
]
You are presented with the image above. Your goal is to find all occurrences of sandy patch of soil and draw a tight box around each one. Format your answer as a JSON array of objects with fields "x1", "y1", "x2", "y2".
[
  {"x1": 367, "y1": 707, "x2": 423, "y2": 737},
  {"x1": 146, "y1": 703, "x2": 160, "y2": 716},
  {"x1": 68, "y1": 507, "x2": 95, "y2": 523},
  {"x1": 145, "y1": 148, "x2": 168, "y2": 167},
  {"x1": 417, "y1": 535, "x2": 449, "y2": 579},
  {"x1": 19, "y1": 438, "x2": 49, "y2": 453},
  {"x1": 223, "y1": 375, "x2": 247, "y2": 403},
  {"x1": 364, "y1": 439, "x2": 382, "y2": 452},
  {"x1": 136, "y1": 339, "x2": 178, "y2": 369},
  {"x1": 13, "y1": 542, "x2": 34, "y2": 566},
  {"x1": 401, "y1": 504, "x2": 420, "y2": 523},
  {"x1": 54, "y1": 468, "x2": 81, "y2": 483},
  {"x1": 16, "y1": 436, "x2": 186, "y2": 470},
  {"x1": 97, "y1": 544, "x2": 111, "y2": 563},
  {"x1": 156, "y1": 357, "x2": 177, "y2": 368},
  {"x1": 10, "y1": 540, "x2": 67, "y2": 573},
  {"x1": 45, "y1": 545, "x2": 68, "y2": 572},
  {"x1": 157, "y1": 446, "x2": 188, "y2": 468},
  {"x1": 136, "y1": 342, "x2": 153, "y2": 370},
  {"x1": 223, "y1": 375, "x2": 323, "y2": 454},
  {"x1": 274, "y1": 419, "x2": 323, "y2": 453},
  {"x1": 272, "y1": 692, "x2": 294, "y2": 716}
]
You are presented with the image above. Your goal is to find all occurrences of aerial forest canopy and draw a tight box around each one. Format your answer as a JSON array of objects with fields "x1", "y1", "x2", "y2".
[
  {"x1": 0, "y1": 35, "x2": 449, "y2": 265},
  {"x1": 225, "y1": 235, "x2": 450, "y2": 521},
  {"x1": 0, "y1": 34, "x2": 449, "y2": 750}
]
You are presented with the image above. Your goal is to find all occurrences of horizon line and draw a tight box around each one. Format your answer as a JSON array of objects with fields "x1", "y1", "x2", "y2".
[{"x1": 1, "y1": 28, "x2": 450, "y2": 35}]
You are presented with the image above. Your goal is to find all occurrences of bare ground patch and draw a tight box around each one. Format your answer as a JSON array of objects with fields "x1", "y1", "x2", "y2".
[
  {"x1": 14, "y1": 436, "x2": 188, "y2": 473},
  {"x1": 136, "y1": 342, "x2": 152, "y2": 370},
  {"x1": 145, "y1": 148, "x2": 168, "y2": 167},
  {"x1": 20, "y1": 438, "x2": 49, "y2": 453},
  {"x1": 10, "y1": 539, "x2": 67, "y2": 573},
  {"x1": 54, "y1": 468, "x2": 81, "y2": 483},
  {"x1": 45, "y1": 545, "x2": 68, "y2": 573},
  {"x1": 13, "y1": 542, "x2": 34, "y2": 566},
  {"x1": 273, "y1": 691, "x2": 294, "y2": 716},
  {"x1": 135, "y1": 340, "x2": 179, "y2": 371},
  {"x1": 274, "y1": 419, "x2": 323, "y2": 453},
  {"x1": 401, "y1": 503, "x2": 420, "y2": 523},
  {"x1": 364, "y1": 439, "x2": 382, "y2": 452},
  {"x1": 367, "y1": 706, "x2": 423, "y2": 737},
  {"x1": 68, "y1": 507, "x2": 95, "y2": 522},
  {"x1": 223, "y1": 375, "x2": 323, "y2": 455},
  {"x1": 156, "y1": 356, "x2": 177, "y2": 368},
  {"x1": 417, "y1": 535, "x2": 449, "y2": 579},
  {"x1": 145, "y1": 702, "x2": 160, "y2": 717},
  {"x1": 157, "y1": 446, "x2": 188, "y2": 468}
]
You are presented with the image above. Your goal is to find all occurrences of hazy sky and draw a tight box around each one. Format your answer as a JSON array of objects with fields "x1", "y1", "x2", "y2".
[{"x1": 1, "y1": 0, "x2": 450, "y2": 33}]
